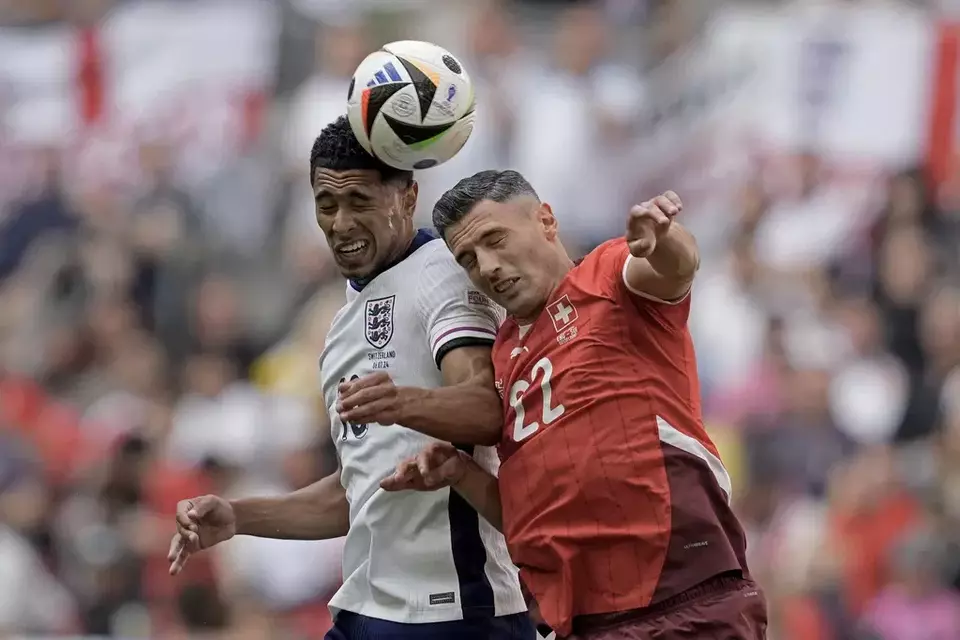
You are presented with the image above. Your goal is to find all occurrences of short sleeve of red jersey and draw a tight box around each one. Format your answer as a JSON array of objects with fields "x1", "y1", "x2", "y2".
[{"x1": 584, "y1": 238, "x2": 692, "y2": 331}]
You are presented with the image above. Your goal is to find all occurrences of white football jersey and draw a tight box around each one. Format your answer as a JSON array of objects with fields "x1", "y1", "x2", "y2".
[{"x1": 319, "y1": 232, "x2": 526, "y2": 624}]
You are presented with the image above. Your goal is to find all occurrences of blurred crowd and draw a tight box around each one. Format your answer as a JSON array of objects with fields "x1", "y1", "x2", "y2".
[{"x1": 1, "y1": 0, "x2": 959, "y2": 639}]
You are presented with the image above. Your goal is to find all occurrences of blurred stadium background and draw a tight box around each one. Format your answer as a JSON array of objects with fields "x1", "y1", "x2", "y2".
[{"x1": 0, "y1": 0, "x2": 959, "y2": 638}]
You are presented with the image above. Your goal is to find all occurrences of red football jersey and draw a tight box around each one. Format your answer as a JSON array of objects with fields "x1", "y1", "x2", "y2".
[{"x1": 492, "y1": 238, "x2": 749, "y2": 636}]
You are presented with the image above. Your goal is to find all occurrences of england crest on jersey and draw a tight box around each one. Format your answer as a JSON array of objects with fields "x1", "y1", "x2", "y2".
[{"x1": 365, "y1": 295, "x2": 395, "y2": 349}]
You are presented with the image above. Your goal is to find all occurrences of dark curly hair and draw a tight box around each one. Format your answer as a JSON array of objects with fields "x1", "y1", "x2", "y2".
[{"x1": 309, "y1": 115, "x2": 413, "y2": 185}]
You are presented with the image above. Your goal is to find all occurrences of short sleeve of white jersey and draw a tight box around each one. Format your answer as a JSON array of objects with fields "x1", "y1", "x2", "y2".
[{"x1": 416, "y1": 246, "x2": 505, "y2": 368}]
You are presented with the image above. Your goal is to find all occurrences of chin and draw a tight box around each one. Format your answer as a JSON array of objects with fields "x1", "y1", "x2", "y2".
[
  {"x1": 335, "y1": 262, "x2": 373, "y2": 280},
  {"x1": 505, "y1": 295, "x2": 538, "y2": 321}
]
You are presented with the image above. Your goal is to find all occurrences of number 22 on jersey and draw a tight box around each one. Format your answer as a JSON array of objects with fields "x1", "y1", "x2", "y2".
[{"x1": 509, "y1": 357, "x2": 565, "y2": 442}]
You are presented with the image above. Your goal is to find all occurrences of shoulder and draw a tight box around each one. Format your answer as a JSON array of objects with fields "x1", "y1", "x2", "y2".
[
  {"x1": 414, "y1": 241, "x2": 500, "y2": 315},
  {"x1": 492, "y1": 317, "x2": 518, "y2": 351},
  {"x1": 578, "y1": 238, "x2": 692, "y2": 330},
  {"x1": 318, "y1": 296, "x2": 351, "y2": 342},
  {"x1": 412, "y1": 239, "x2": 466, "y2": 287},
  {"x1": 567, "y1": 238, "x2": 630, "y2": 295},
  {"x1": 582, "y1": 238, "x2": 630, "y2": 268}
]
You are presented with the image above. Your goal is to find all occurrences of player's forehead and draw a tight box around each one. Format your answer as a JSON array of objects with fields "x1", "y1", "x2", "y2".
[
  {"x1": 447, "y1": 198, "x2": 531, "y2": 248},
  {"x1": 313, "y1": 168, "x2": 383, "y2": 197}
]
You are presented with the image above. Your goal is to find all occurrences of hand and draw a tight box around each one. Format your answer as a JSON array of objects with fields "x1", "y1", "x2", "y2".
[
  {"x1": 338, "y1": 372, "x2": 404, "y2": 425},
  {"x1": 167, "y1": 495, "x2": 236, "y2": 576},
  {"x1": 626, "y1": 191, "x2": 682, "y2": 258},
  {"x1": 380, "y1": 442, "x2": 469, "y2": 492}
]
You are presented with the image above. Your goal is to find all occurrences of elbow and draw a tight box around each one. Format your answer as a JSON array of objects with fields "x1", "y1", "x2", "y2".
[
  {"x1": 475, "y1": 425, "x2": 502, "y2": 447},
  {"x1": 676, "y1": 254, "x2": 699, "y2": 284},
  {"x1": 465, "y1": 389, "x2": 505, "y2": 446},
  {"x1": 677, "y1": 232, "x2": 700, "y2": 280},
  {"x1": 468, "y1": 413, "x2": 503, "y2": 446}
]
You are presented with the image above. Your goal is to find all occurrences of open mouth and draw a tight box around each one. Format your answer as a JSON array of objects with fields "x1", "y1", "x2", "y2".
[
  {"x1": 336, "y1": 240, "x2": 369, "y2": 257},
  {"x1": 493, "y1": 278, "x2": 519, "y2": 294}
]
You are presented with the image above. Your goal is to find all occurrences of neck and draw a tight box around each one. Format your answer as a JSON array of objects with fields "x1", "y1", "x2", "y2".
[{"x1": 384, "y1": 226, "x2": 418, "y2": 266}]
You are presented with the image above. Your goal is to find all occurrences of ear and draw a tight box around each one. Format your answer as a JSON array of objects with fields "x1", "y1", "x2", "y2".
[
  {"x1": 537, "y1": 202, "x2": 559, "y2": 241},
  {"x1": 401, "y1": 181, "x2": 419, "y2": 217}
]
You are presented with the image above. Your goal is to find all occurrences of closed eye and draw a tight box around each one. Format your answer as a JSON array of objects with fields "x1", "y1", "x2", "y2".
[
  {"x1": 458, "y1": 253, "x2": 477, "y2": 270},
  {"x1": 350, "y1": 193, "x2": 374, "y2": 206}
]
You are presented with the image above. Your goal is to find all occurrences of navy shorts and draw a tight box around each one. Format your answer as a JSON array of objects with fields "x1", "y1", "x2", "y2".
[{"x1": 324, "y1": 610, "x2": 537, "y2": 640}]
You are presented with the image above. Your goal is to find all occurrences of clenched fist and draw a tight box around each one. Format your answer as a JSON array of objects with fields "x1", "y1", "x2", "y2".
[{"x1": 626, "y1": 191, "x2": 682, "y2": 258}]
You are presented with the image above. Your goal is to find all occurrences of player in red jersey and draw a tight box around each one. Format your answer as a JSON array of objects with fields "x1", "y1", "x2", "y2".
[{"x1": 345, "y1": 170, "x2": 767, "y2": 639}]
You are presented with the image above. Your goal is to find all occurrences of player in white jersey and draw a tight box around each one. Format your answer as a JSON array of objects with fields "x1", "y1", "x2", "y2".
[{"x1": 165, "y1": 116, "x2": 534, "y2": 639}]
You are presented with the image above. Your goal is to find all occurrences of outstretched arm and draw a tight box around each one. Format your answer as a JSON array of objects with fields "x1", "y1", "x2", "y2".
[
  {"x1": 168, "y1": 468, "x2": 349, "y2": 575},
  {"x1": 380, "y1": 442, "x2": 504, "y2": 531},
  {"x1": 623, "y1": 192, "x2": 699, "y2": 302},
  {"x1": 231, "y1": 468, "x2": 350, "y2": 540}
]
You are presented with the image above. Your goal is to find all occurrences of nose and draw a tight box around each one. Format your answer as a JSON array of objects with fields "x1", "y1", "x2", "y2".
[
  {"x1": 330, "y1": 208, "x2": 356, "y2": 235},
  {"x1": 476, "y1": 248, "x2": 499, "y2": 281}
]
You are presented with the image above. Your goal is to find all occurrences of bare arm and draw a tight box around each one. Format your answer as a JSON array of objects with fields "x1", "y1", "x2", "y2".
[
  {"x1": 624, "y1": 222, "x2": 700, "y2": 302},
  {"x1": 380, "y1": 442, "x2": 504, "y2": 531},
  {"x1": 339, "y1": 346, "x2": 503, "y2": 447},
  {"x1": 452, "y1": 459, "x2": 504, "y2": 532},
  {"x1": 231, "y1": 468, "x2": 349, "y2": 540},
  {"x1": 396, "y1": 345, "x2": 502, "y2": 446},
  {"x1": 624, "y1": 193, "x2": 700, "y2": 302}
]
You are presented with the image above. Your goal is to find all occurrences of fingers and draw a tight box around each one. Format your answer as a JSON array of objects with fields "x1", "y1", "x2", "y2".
[
  {"x1": 167, "y1": 533, "x2": 192, "y2": 576},
  {"x1": 175, "y1": 497, "x2": 206, "y2": 551},
  {"x1": 338, "y1": 372, "x2": 390, "y2": 396},
  {"x1": 380, "y1": 459, "x2": 419, "y2": 491},
  {"x1": 627, "y1": 237, "x2": 656, "y2": 259},
  {"x1": 662, "y1": 190, "x2": 683, "y2": 211},
  {"x1": 423, "y1": 442, "x2": 456, "y2": 470},
  {"x1": 171, "y1": 495, "x2": 223, "y2": 575},
  {"x1": 630, "y1": 192, "x2": 682, "y2": 226},
  {"x1": 338, "y1": 374, "x2": 397, "y2": 423},
  {"x1": 339, "y1": 396, "x2": 395, "y2": 423},
  {"x1": 175, "y1": 510, "x2": 197, "y2": 532},
  {"x1": 633, "y1": 202, "x2": 671, "y2": 226},
  {"x1": 170, "y1": 546, "x2": 191, "y2": 575},
  {"x1": 187, "y1": 496, "x2": 216, "y2": 519},
  {"x1": 651, "y1": 194, "x2": 681, "y2": 218},
  {"x1": 419, "y1": 444, "x2": 458, "y2": 487},
  {"x1": 380, "y1": 445, "x2": 456, "y2": 492},
  {"x1": 627, "y1": 191, "x2": 681, "y2": 259},
  {"x1": 168, "y1": 532, "x2": 184, "y2": 561}
]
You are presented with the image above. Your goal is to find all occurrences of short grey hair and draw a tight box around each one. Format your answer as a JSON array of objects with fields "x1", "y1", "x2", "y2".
[{"x1": 432, "y1": 170, "x2": 539, "y2": 237}]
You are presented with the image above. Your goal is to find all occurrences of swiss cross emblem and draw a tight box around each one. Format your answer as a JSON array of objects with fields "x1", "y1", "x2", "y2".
[{"x1": 547, "y1": 295, "x2": 578, "y2": 333}]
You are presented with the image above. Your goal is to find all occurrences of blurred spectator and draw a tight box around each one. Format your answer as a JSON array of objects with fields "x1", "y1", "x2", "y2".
[
  {"x1": 0, "y1": 149, "x2": 78, "y2": 283},
  {"x1": 860, "y1": 528, "x2": 960, "y2": 640},
  {"x1": 511, "y1": 1, "x2": 645, "y2": 250},
  {"x1": 282, "y1": 19, "x2": 368, "y2": 277},
  {"x1": 415, "y1": 0, "x2": 530, "y2": 221}
]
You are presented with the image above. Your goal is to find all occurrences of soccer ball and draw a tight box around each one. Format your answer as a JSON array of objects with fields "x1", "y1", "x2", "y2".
[{"x1": 347, "y1": 40, "x2": 476, "y2": 171}]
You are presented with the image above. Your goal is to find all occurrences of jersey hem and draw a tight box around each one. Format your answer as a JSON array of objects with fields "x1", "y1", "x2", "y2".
[
  {"x1": 434, "y1": 335, "x2": 495, "y2": 369},
  {"x1": 328, "y1": 600, "x2": 528, "y2": 625}
]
